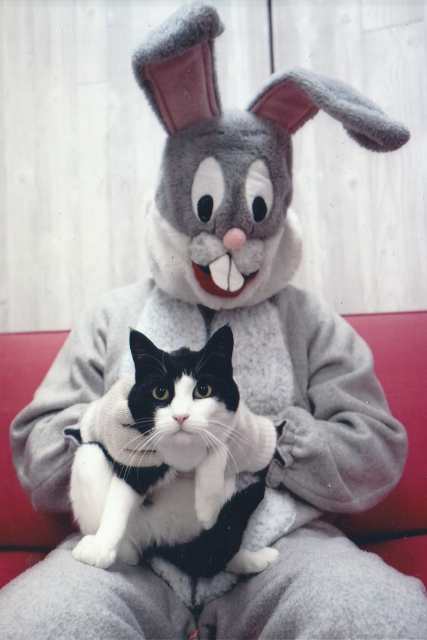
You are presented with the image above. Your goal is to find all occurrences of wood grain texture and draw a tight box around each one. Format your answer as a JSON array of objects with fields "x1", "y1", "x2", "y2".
[
  {"x1": 271, "y1": 0, "x2": 427, "y2": 313},
  {"x1": 361, "y1": 0, "x2": 425, "y2": 31},
  {"x1": 0, "y1": 0, "x2": 270, "y2": 332},
  {"x1": 1, "y1": 1, "x2": 425, "y2": 332}
]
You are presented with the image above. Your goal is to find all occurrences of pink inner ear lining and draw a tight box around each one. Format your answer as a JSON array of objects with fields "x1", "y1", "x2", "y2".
[
  {"x1": 145, "y1": 42, "x2": 220, "y2": 134},
  {"x1": 250, "y1": 80, "x2": 319, "y2": 133}
]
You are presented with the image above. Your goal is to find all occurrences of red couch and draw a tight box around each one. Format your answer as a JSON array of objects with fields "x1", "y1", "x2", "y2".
[{"x1": 1, "y1": 312, "x2": 426, "y2": 590}]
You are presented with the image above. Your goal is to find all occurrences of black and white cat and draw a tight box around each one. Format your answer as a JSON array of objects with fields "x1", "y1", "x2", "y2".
[{"x1": 70, "y1": 326, "x2": 278, "y2": 577}]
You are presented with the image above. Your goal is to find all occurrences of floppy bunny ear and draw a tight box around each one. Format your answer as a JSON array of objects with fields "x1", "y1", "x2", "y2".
[
  {"x1": 248, "y1": 68, "x2": 410, "y2": 152},
  {"x1": 132, "y1": 4, "x2": 224, "y2": 134}
]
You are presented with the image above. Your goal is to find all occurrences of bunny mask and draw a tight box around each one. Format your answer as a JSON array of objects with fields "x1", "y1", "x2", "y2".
[{"x1": 133, "y1": 3, "x2": 409, "y2": 310}]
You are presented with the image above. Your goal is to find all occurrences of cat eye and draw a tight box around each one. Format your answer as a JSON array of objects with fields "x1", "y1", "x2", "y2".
[
  {"x1": 152, "y1": 385, "x2": 169, "y2": 401},
  {"x1": 194, "y1": 383, "x2": 212, "y2": 399}
]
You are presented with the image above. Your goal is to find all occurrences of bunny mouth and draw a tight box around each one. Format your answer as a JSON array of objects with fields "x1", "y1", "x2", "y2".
[{"x1": 192, "y1": 254, "x2": 258, "y2": 298}]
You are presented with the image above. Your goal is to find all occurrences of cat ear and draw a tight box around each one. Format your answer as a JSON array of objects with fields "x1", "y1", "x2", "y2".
[
  {"x1": 205, "y1": 325, "x2": 234, "y2": 362},
  {"x1": 129, "y1": 329, "x2": 163, "y2": 371}
]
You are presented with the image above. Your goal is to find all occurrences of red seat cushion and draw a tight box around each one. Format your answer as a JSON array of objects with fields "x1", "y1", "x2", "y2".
[
  {"x1": 336, "y1": 312, "x2": 427, "y2": 539},
  {"x1": 361, "y1": 535, "x2": 427, "y2": 586},
  {"x1": 0, "y1": 551, "x2": 47, "y2": 590},
  {"x1": 0, "y1": 331, "x2": 76, "y2": 548}
]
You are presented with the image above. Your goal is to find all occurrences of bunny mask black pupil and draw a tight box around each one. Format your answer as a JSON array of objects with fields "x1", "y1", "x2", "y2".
[
  {"x1": 198, "y1": 195, "x2": 214, "y2": 223},
  {"x1": 252, "y1": 196, "x2": 267, "y2": 222}
]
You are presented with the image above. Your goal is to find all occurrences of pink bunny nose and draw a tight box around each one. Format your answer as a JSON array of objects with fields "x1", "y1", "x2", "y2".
[
  {"x1": 222, "y1": 228, "x2": 246, "y2": 250},
  {"x1": 174, "y1": 415, "x2": 189, "y2": 426}
]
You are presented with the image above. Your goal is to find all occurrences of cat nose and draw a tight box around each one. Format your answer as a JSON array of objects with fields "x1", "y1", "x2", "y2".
[
  {"x1": 174, "y1": 415, "x2": 189, "y2": 426},
  {"x1": 222, "y1": 228, "x2": 246, "y2": 250}
]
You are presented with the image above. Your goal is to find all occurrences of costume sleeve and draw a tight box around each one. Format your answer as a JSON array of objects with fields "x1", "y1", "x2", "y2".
[
  {"x1": 266, "y1": 289, "x2": 408, "y2": 513},
  {"x1": 10, "y1": 303, "x2": 109, "y2": 513}
]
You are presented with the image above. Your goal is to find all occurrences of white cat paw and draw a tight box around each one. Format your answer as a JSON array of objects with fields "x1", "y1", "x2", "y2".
[
  {"x1": 72, "y1": 535, "x2": 117, "y2": 569},
  {"x1": 226, "y1": 547, "x2": 279, "y2": 574}
]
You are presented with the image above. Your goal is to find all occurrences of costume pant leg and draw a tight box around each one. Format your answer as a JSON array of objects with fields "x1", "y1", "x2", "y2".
[
  {"x1": 198, "y1": 520, "x2": 427, "y2": 640},
  {"x1": 0, "y1": 534, "x2": 196, "y2": 640}
]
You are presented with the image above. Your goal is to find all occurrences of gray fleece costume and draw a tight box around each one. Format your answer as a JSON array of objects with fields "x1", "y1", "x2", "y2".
[{"x1": 2, "y1": 4, "x2": 427, "y2": 638}]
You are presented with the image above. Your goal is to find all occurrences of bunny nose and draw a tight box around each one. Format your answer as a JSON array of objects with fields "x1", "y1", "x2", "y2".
[{"x1": 222, "y1": 228, "x2": 246, "y2": 250}]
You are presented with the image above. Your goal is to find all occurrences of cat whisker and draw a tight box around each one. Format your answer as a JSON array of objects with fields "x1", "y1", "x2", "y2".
[
  {"x1": 201, "y1": 430, "x2": 222, "y2": 458},
  {"x1": 125, "y1": 445, "x2": 159, "y2": 479},
  {"x1": 194, "y1": 348, "x2": 215, "y2": 375},
  {"x1": 112, "y1": 430, "x2": 156, "y2": 466},
  {"x1": 121, "y1": 434, "x2": 164, "y2": 482},
  {"x1": 210, "y1": 421, "x2": 256, "y2": 457},
  {"x1": 208, "y1": 420, "x2": 257, "y2": 450},
  {"x1": 128, "y1": 432, "x2": 166, "y2": 468},
  {"x1": 207, "y1": 427, "x2": 249, "y2": 463},
  {"x1": 198, "y1": 431, "x2": 213, "y2": 456},
  {"x1": 127, "y1": 419, "x2": 156, "y2": 429},
  {"x1": 139, "y1": 352, "x2": 167, "y2": 374},
  {"x1": 204, "y1": 429, "x2": 237, "y2": 469},
  {"x1": 204, "y1": 430, "x2": 239, "y2": 476},
  {"x1": 115, "y1": 429, "x2": 164, "y2": 473}
]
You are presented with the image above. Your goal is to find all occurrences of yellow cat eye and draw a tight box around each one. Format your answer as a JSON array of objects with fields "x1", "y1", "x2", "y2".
[
  {"x1": 194, "y1": 383, "x2": 212, "y2": 399},
  {"x1": 152, "y1": 385, "x2": 169, "y2": 401}
]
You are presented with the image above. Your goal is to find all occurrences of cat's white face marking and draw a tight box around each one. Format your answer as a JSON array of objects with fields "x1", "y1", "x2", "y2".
[{"x1": 154, "y1": 374, "x2": 236, "y2": 472}]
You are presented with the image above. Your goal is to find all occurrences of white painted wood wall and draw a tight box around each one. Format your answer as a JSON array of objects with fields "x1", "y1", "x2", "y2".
[{"x1": 0, "y1": 1, "x2": 425, "y2": 332}]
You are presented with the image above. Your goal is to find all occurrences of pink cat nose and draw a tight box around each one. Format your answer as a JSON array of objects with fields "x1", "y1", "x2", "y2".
[
  {"x1": 222, "y1": 228, "x2": 246, "y2": 250},
  {"x1": 174, "y1": 415, "x2": 189, "y2": 426}
]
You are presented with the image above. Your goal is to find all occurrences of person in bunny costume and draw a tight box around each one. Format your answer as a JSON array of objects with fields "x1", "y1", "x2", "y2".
[{"x1": 1, "y1": 4, "x2": 427, "y2": 639}]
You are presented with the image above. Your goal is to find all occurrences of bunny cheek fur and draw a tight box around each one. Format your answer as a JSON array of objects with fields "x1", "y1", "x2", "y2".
[{"x1": 144, "y1": 195, "x2": 303, "y2": 310}]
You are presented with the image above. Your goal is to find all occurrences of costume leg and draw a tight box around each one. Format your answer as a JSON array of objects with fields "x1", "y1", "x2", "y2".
[
  {"x1": 0, "y1": 534, "x2": 196, "y2": 640},
  {"x1": 198, "y1": 520, "x2": 427, "y2": 639}
]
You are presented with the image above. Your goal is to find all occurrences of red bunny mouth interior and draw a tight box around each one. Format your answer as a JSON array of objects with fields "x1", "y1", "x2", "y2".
[{"x1": 192, "y1": 262, "x2": 258, "y2": 298}]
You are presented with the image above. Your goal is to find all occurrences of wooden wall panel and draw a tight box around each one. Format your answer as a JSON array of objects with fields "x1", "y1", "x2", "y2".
[
  {"x1": 0, "y1": 0, "x2": 270, "y2": 332},
  {"x1": 2, "y1": 1, "x2": 424, "y2": 332},
  {"x1": 271, "y1": 0, "x2": 427, "y2": 314}
]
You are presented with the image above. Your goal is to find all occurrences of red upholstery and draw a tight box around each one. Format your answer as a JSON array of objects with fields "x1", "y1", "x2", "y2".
[
  {"x1": 336, "y1": 312, "x2": 427, "y2": 539},
  {"x1": 0, "y1": 551, "x2": 47, "y2": 590},
  {"x1": 361, "y1": 535, "x2": 427, "y2": 586},
  {"x1": 0, "y1": 312, "x2": 426, "y2": 588},
  {"x1": 0, "y1": 331, "x2": 75, "y2": 587}
]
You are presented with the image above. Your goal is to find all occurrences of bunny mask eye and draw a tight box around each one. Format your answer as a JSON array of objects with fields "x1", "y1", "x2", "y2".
[
  {"x1": 245, "y1": 160, "x2": 274, "y2": 223},
  {"x1": 191, "y1": 157, "x2": 225, "y2": 224}
]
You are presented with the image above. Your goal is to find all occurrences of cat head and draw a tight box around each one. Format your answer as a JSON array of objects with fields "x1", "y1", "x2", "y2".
[
  {"x1": 133, "y1": 3, "x2": 409, "y2": 310},
  {"x1": 128, "y1": 325, "x2": 239, "y2": 471}
]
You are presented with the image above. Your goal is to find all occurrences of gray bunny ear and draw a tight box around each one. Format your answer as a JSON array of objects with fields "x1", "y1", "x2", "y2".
[
  {"x1": 132, "y1": 4, "x2": 224, "y2": 134},
  {"x1": 248, "y1": 68, "x2": 410, "y2": 152}
]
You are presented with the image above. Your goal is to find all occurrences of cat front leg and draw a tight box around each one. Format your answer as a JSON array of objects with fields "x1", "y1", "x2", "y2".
[
  {"x1": 72, "y1": 474, "x2": 141, "y2": 569},
  {"x1": 195, "y1": 449, "x2": 233, "y2": 529}
]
